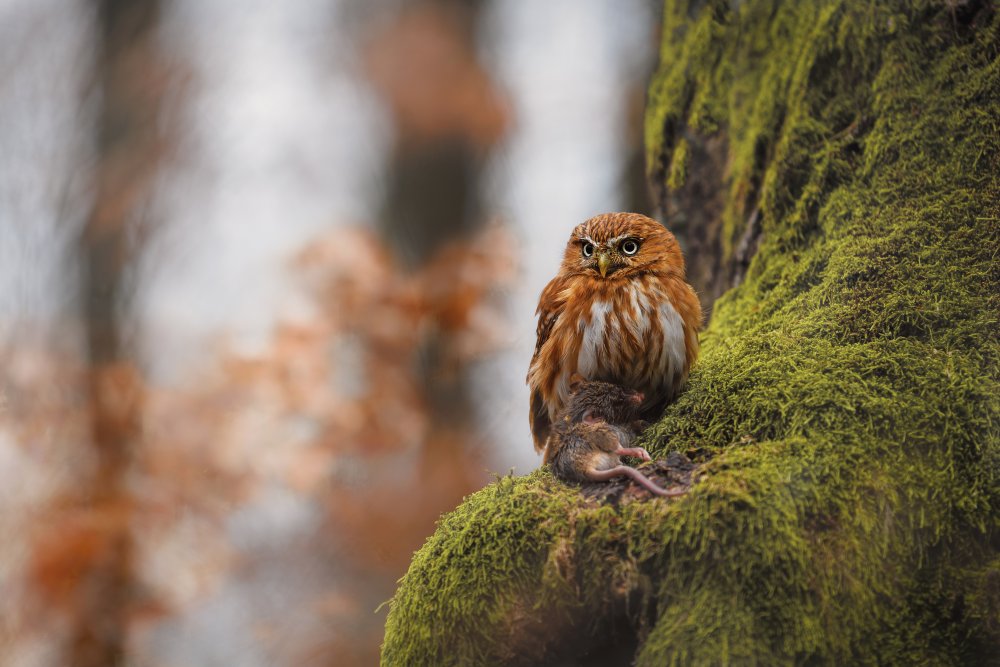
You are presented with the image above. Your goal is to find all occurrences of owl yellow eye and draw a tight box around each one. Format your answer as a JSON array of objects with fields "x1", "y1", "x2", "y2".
[
  {"x1": 621, "y1": 239, "x2": 639, "y2": 255},
  {"x1": 582, "y1": 242, "x2": 595, "y2": 258}
]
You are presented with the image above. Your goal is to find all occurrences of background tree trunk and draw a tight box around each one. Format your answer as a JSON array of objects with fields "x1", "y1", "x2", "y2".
[
  {"x1": 380, "y1": 0, "x2": 1000, "y2": 664},
  {"x1": 368, "y1": 0, "x2": 499, "y2": 474},
  {"x1": 71, "y1": 1, "x2": 165, "y2": 664}
]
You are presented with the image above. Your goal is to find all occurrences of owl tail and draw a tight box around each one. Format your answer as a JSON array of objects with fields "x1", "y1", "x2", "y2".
[{"x1": 529, "y1": 389, "x2": 551, "y2": 454}]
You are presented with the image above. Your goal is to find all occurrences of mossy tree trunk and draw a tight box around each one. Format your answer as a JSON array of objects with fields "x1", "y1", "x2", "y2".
[{"x1": 381, "y1": 1, "x2": 1000, "y2": 665}]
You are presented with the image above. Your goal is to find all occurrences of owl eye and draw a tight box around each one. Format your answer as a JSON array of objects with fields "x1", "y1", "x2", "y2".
[
  {"x1": 621, "y1": 239, "x2": 640, "y2": 256},
  {"x1": 581, "y1": 242, "x2": 595, "y2": 258}
]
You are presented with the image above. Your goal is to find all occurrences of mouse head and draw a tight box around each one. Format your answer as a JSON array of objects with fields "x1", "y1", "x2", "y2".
[{"x1": 564, "y1": 374, "x2": 643, "y2": 425}]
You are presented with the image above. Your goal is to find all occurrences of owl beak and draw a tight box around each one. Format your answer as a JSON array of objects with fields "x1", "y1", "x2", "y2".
[{"x1": 597, "y1": 252, "x2": 611, "y2": 277}]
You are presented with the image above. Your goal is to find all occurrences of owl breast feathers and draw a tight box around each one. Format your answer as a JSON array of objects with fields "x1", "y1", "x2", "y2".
[{"x1": 527, "y1": 212, "x2": 702, "y2": 454}]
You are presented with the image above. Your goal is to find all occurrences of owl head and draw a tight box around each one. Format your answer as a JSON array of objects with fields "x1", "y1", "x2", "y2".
[{"x1": 560, "y1": 212, "x2": 685, "y2": 279}]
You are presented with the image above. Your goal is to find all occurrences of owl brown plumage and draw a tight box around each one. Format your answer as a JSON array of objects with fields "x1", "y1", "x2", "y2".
[{"x1": 527, "y1": 212, "x2": 702, "y2": 455}]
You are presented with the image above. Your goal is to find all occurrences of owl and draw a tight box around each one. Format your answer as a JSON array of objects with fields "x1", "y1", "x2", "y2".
[{"x1": 527, "y1": 212, "x2": 702, "y2": 454}]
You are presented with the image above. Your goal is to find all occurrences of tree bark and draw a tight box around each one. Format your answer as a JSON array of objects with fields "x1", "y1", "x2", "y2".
[{"x1": 381, "y1": 1, "x2": 1000, "y2": 664}]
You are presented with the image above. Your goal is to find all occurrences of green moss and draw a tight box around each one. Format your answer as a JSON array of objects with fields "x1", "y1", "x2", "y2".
[
  {"x1": 381, "y1": 469, "x2": 680, "y2": 665},
  {"x1": 383, "y1": 1, "x2": 1000, "y2": 664},
  {"x1": 667, "y1": 137, "x2": 689, "y2": 190}
]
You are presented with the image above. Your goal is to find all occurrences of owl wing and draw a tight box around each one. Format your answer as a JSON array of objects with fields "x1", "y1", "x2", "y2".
[{"x1": 527, "y1": 276, "x2": 569, "y2": 453}]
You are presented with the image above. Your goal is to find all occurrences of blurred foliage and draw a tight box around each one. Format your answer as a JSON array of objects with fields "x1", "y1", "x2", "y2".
[
  {"x1": 0, "y1": 0, "x2": 658, "y2": 664},
  {"x1": 3, "y1": 0, "x2": 514, "y2": 665}
]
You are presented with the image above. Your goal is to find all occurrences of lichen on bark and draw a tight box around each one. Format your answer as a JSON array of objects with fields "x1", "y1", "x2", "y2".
[{"x1": 381, "y1": 1, "x2": 1000, "y2": 664}]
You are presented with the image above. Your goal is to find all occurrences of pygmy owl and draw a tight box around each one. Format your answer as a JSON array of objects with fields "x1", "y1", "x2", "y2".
[{"x1": 527, "y1": 212, "x2": 702, "y2": 454}]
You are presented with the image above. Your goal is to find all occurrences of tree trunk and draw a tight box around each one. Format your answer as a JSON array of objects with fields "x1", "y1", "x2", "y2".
[
  {"x1": 70, "y1": 1, "x2": 164, "y2": 665},
  {"x1": 380, "y1": 1, "x2": 1000, "y2": 665}
]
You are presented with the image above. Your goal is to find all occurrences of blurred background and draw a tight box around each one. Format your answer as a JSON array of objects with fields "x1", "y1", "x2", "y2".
[{"x1": 0, "y1": 0, "x2": 661, "y2": 664}]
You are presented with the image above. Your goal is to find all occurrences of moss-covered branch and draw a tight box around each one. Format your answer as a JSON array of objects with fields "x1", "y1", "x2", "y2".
[{"x1": 382, "y1": 1, "x2": 1000, "y2": 664}]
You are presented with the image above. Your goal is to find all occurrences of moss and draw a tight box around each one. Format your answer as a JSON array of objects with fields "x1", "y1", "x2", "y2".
[
  {"x1": 380, "y1": 469, "x2": 681, "y2": 665},
  {"x1": 666, "y1": 137, "x2": 690, "y2": 191},
  {"x1": 382, "y1": 1, "x2": 1000, "y2": 664}
]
